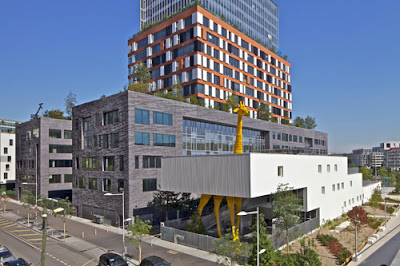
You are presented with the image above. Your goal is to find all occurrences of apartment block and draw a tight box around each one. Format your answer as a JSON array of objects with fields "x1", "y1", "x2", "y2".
[
  {"x1": 15, "y1": 117, "x2": 73, "y2": 200},
  {"x1": 140, "y1": 0, "x2": 280, "y2": 49},
  {"x1": 0, "y1": 118, "x2": 20, "y2": 133},
  {"x1": 128, "y1": 5, "x2": 291, "y2": 122},
  {"x1": 72, "y1": 91, "x2": 327, "y2": 226},
  {"x1": 0, "y1": 133, "x2": 16, "y2": 190}
]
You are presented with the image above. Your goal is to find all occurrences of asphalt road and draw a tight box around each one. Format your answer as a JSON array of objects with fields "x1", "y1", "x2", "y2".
[{"x1": 0, "y1": 215, "x2": 97, "y2": 266}]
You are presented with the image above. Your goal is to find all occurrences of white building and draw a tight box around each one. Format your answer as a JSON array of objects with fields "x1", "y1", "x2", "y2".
[
  {"x1": 381, "y1": 141, "x2": 400, "y2": 151},
  {"x1": 0, "y1": 133, "x2": 16, "y2": 190},
  {"x1": 162, "y1": 153, "x2": 380, "y2": 227}
]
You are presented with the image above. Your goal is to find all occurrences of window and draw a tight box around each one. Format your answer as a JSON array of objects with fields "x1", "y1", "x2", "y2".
[
  {"x1": 277, "y1": 166, "x2": 283, "y2": 177},
  {"x1": 49, "y1": 160, "x2": 72, "y2": 168},
  {"x1": 352, "y1": 198, "x2": 354, "y2": 204},
  {"x1": 153, "y1": 111, "x2": 172, "y2": 126},
  {"x1": 83, "y1": 117, "x2": 92, "y2": 132},
  {"x1": 7, "y1": 156, "x2": 11, "y2": 162},
  {"x1": 78, "y1": 177, "x2": 86, "y2": 189},
  {"x1": 135, "y1": 132, "x2": 150, "y2": 145},
  {"x1": 49, "y1": 129, "x2": 62, "y2": 138},
  {"x1": 102, "y1": 134, "x2": 109, "y2": 148},
  {"x1": 135, "y1": 156, "x2": 139, "y2": 169},
  {"x1": 119, "y1": 155, "x2": 124, "y2": 171},
  {"x1": 111, "y1": 132, "x2": 119, "y2": 148},
  {"x1": 337, "y1": 183, "x2": 340, "y2": 190},
  {"x1": 341, "y1": 182, "x2": 344, "y2": 189},
  {"x1": 277, "y1": 133, "x2": 281, "y2": 140},
  {"x1": 334, "y1": 164, "x2": 338, "y2": 172},
  {"x1": 135, "y1": 108, "x2": 150, "y2": 125},
  {"x1": 318, "y1": 165, "x2": 322, "y2": 173},
  {"x1": 82, "y1": 157, "x2": 98, "y2": 171},
  {"x1": 299, "y1": 136, "x2": 303, "y2": 143},
  {"x1": 143, "y1": 156, "x2": 162, "y2": 168},
  {"x1": 104, "y1": 110, "x2": 119, "y2": 125},
  {"x1": 282, "y1": 134, "x2": 288, "y2": 142},
  {"x1": 64, "y1": 130, "x2": 72, "y2": 139},
  {"x1": 118, "y1": 179, "x2": 124, "y2": 192},
  {"x1": 103, "y1": 156, "x2": 115, "y2": 171},
  {"x1": 4, "y1": 173, "x2": 8, "y2": 179},
  {"x1": 89, "y1": 178, "x2": 97, "y2": 190},
  {"x1": 3, "y1": 147, "x2": 8, "y2": 154},
  {"x1": 49, "y1": 174, "x2": 61, "y2": 184},
  {"x1": 143, "y1": 178, "x2": 157, "y2": 192},
  {"x1": 332, "y1": 184, "x2": 335, "y2": 191},
  {"x1": 272, "y1": 132, "x2": 276, "y2": 139},
  {"x1": 9, "y1": 139, "x2": 13, "y2": 146},
  {"x1": 64, "y1": 174, "x2": 73, "y2": 183},
  {"x1": 327, "y1": 165, "x2": 330, "y2": 172},
  {"x1": 350, "y1": 181, "x2": 353, "y2": 187},
  {"x1": 344, "y1": 201, "x2": 346, "y2": 207},
  {"x1": 321, "y1": 186, "x2": 325, "y2": 194},
  {"x1": 103, "y1": 178, "x2": 111, "y2": 192},
  {"x1": 6, "y1": 164, "x2": 9, "y2": 171},
  {"x1": 49, "y1": 145, "x2": 72, "y2": 153},
  {"x1": 153, "y1": 133, "x2": 175, "y2": 147}
]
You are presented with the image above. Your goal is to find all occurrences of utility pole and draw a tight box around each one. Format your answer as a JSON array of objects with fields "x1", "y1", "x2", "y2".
[{"x1": 41, "y1": 214, "x2": 48, "y2": 266}]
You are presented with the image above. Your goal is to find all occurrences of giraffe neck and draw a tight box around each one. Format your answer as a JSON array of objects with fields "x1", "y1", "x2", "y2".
[{"x1": 234, "y1": 115, "x2": 243, "y2": 154}]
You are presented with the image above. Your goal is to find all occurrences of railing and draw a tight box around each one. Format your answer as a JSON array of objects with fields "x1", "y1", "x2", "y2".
[{"x1": 160, "y1": 225, "x2": 217, "y2": 252}]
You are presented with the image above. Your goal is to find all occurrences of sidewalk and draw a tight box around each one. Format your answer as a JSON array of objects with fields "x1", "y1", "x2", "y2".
[
  {"x1": 7, "y1": 199, "x2": 219, "y2": 265},
  {"x1": 348, "y1": 207, "x2": 400, "y2": 265}
]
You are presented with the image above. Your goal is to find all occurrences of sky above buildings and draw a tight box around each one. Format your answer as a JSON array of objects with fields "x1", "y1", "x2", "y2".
[{"x1": 0, "y1": 0, "x2": 399, "y2": 153}]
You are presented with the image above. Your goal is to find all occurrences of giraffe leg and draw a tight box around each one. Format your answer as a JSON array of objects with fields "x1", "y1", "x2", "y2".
[
  {"x1": 235, "y1": 197, "x2": 242, "y2": 229},
  {"x1": 198, "y1": 194, "x2": 212, "y2": 216},
  {"x1": 213, "y1": 195, "x2": 224, "y2": 238},
  {"x1": 226, "y1": 196, "x2": 236, "y2": 231}
]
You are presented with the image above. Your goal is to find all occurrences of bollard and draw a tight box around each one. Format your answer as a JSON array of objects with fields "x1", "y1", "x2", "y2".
[
  {"x1": 94, "y1": 229, "x2": 97, "y2": 235},
  {"x1": 82, "y1": 232, "x2": 84, "y2": 238}
]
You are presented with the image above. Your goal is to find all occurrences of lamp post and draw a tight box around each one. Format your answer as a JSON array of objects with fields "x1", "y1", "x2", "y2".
[
  {"x1": 384, "y1": 198, "x2": 387, "y2": 223},
  {"x1": 354, "y1": 220, "x2": 360, "y2": 261},
  {"x1": 41, "y1": 214, "x2": 47, "y2": 266},
  {"x1": 105, "y1": 189, "x2": 130, "y2": 259},
  {"x1": 238, "y1": 207, "x2": 265, "y2": 266}
]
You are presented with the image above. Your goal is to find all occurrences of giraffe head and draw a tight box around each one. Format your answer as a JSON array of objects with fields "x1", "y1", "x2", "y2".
[{"x1": 233, "y1": 101, "x2": 249, "y2": 117}]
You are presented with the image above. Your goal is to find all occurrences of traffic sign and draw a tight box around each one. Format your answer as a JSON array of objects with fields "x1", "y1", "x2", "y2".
[{"x1": 33, "y1": 205, "x2": 39, "y2": 213}]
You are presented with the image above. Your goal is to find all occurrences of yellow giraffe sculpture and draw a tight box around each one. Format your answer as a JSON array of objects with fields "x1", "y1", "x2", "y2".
[{"x1": 197, "y1": 101, "x2": 249, "y2": 237}]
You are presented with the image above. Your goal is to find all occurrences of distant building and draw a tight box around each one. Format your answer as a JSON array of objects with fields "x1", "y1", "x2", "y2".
[
  {"x1": 72, "y1": 91, "x2": 328, "y2": 226},
  {"x1": 381, "y1": 141, "x2": 400, "y2": 151},
  {"x1": 384, "y1": 148, "x2": 400, "y2": 171},
  {"x1": 139, "y1": 0, "x2": 280, "y2": 49},
  {"x1": 0, "y1": 118, "x2": 20, "y2": 133},
  {"x1": 349, "y1": 149, "x2": 372, "y2": 167},
  {"x1": 15, "y1": 117, "x2": 72, "y2": 200},
  {"x1": 0, "y1": 133, "x2": 16, "y2": 190}
]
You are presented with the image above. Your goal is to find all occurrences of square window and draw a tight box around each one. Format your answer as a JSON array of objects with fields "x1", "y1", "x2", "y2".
[
  {"x1": 103, "y1": 178, "x2": 111, "y2": 192},
  {"x1": 143, "y1": 178, "x2": 157, "y2": 192},
  {"x1": 89, "y1": 178, "x2": 97, "y2": 190}
]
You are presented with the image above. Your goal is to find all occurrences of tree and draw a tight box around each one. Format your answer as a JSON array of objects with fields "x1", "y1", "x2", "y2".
[
  {"x1": 64, "y1": 91, "x2": 77, "y2": 118},
  {"x1": 226, "y1": 94, "x2": 239, "y2": 112},
  {"x1": 53, "y1": 197, "x2": 74, "y2": 238},
  {"x1": 21, "y1": 191, "x2": 36, "y2": 225},
  {"x1": 0, "y1": 190, "x2": 16, "y2": 213},
  {"x1": 128, "y1": 62, "x2": 152, "y2": 93},
  {"x1": 189, "y1": 95, "x2": 199, "y2": 105},
  {"x1": 347, "y1": 206, "x2": 368, "y2": 230},
  {"x1": 292, "y1": 117, "x2": 305, "y2": 128},
  {"x1": 212, "y1": 228, "x2": 251, "y2": 266},
  {"x1": 248, "y1": 213, "x2": 276, "y2": 266},
  {"x1": 128, "y1": 216, "x2": 152, "y2": 263},
  {"x1": 155, "y1": 81, "x2": 187, "y2": 103},
  {"x1": 378, "y1": 167, "x2": 389, "y2": 177},
  {"x1": 186, "y1": 212, "x2": 206, "y2": 234},
  {"x1": 359, "y1": 166, "x2": 373, "y2": 180},
  {"x1": 257, "y1": 102, "x2": 271, "y2": 121},
  {"x1": 369, "y1": 189, "x2": 383, "y2": 220},
  {"x1": 42, "y1": 109, "x2": 68, "y2": 120},
  {"x1": 281, "y1": 119, "x2": 290, "y2": 125},
  {"x1": 304, "y1": 116, "x2": 317, "y2": 129},
  {"x1": 272, "y1": 183, "x2": 302, "y2": 254},
  {"x1": 148, "y1": 187, "x2": 180, "y2": 221}
]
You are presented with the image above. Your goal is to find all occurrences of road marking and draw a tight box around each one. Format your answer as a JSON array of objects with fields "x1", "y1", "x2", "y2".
[
  {"x1": 82, "y1": 259, "x2": 95, "y2": 266},
  {"x1": 19, "y1": 233, "x2": 39, "y2": 236},
  {"x1": 10, "y1": 229, "x2": 31, "y2": 232},
  {"x1": 167, "y1": 250, "x2": 179, "y2": 254},
  {"x1": 27, "y1": 238, "x2": 43, "y2": 241},
  {"x1": 4, "y1": 224, "x2": 15, "y2": 228},
  {"x1": 0, "y1": 222, "x2": 12, "y2": 226}
]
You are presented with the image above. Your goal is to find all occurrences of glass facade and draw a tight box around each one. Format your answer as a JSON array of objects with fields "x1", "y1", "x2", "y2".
[
  {"x1": 182, "y1": 119, "x2": 264, "y2": 155},
  {"x1": 140, "y1": 0, "x2": 279, "y2": 48}
]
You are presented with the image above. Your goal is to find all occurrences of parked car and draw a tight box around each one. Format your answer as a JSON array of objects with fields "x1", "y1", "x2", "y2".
[
  {"x1": 140, "y1": 256, "x2": 170, "y2": 266},
  {"x1": 0, "y1": 246, "x2": 16, "y2": 263},
  {"x1": 4, "y1": 258, "x2": 30, "y2": 266},
  {"x1": 98, "y1": 253, "x2": 128, "y2": 266}
]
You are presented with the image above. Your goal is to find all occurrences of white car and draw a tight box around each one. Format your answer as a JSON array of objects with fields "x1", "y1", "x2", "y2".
[{"x1": 0, "y1": 246, "x2": 16, "y2": 263}]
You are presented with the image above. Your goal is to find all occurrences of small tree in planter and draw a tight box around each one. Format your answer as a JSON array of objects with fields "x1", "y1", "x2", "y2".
[
  {"x1": 53, "y1": 197, "x2": 74, "y2": 238},
  {"x1": 347, "y1": 206, "x2": 368, "y2": 231},
  {"x1": 369, "y1": 188, "x2": 383, "y2": 220},
  {"x1": 21, "y1": 191, "x2": 36, "y2": 225},
  {"x1": 128, "y1": 216, "x2": 152, "y2": 263},
  {"x1": 0, "y1": 189, "x2": 16, "y2": 213}
]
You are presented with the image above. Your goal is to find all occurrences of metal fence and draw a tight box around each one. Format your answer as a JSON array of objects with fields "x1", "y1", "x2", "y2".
[
  {"x1": 271, "y1": 216, "x2": 320, "y2": 248},
  {"x1": 160, "y1": 225, "x2": 217, "y2": 252}
]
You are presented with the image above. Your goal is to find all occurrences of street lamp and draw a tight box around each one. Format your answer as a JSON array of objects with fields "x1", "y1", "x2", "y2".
[
  {"x1": 105, "y1": 189, "x2": 130, "y2": 259},
  {"x1": 384, "y1": 198, "x2": 388, "y2": 223},
  {"x1": 22, "y1": 179, "x2": 38, "y2": 221},
  {"x1": 238, "y1": 207, "x2": 262, "y2": 266}
]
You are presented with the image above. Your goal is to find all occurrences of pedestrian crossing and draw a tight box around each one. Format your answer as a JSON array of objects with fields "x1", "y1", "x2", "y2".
[{"x1": 0, "y1": 216, "x2": 57, "y2": 248}]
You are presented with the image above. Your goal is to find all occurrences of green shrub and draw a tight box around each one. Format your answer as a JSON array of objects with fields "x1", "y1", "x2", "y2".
[
  {"x1": 337, "y1": 247, "x2": 351, "y2": 264},
  {"x1": 316, "y1": 234, "x2": 338, "y2": 246}
]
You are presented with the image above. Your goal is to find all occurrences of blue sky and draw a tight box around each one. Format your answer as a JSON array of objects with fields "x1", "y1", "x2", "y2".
[{"x1": 0, "y1": 0, "x2": 399, "y2": 153}]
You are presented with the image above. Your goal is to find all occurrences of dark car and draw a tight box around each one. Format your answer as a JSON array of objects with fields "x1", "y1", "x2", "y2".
[
  {"x1": 4, "y1": 258, "x2": 30, "y2": 266},
  {"x1": 0, "y1": 246, "x2": 16, "y2": 263},
  {"x1": 140, "y1": 256, "x2": 170, "y2": 266},
  {"x1": 98, "y1": 253, "x2": 128, "y2": 266}
]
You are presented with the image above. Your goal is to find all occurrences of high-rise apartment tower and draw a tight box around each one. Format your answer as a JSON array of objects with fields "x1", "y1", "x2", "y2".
[{"x1": 140, "y1": 0, "x2": 279, "y2": 49}]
